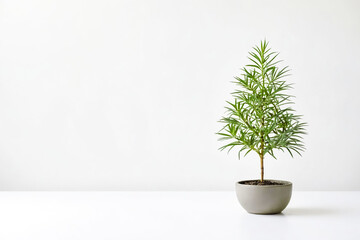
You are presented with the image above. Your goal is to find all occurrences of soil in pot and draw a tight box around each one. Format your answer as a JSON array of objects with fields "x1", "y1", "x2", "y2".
[{"x1": 241, "y1": 180, "x2": 285, "y2": 186}]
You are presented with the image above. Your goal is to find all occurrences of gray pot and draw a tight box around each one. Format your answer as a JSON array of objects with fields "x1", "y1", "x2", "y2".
[{"x1": 235, "y1": 180, "x2": 292, "y2": 214}]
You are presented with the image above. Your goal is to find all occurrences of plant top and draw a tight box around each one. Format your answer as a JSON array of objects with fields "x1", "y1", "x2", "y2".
[{"x1": 217, "y1": 40, "x2": 307, "y2": 181}]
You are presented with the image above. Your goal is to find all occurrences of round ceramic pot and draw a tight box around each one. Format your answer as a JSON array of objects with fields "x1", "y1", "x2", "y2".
[{"x1": 235, "y1": 180, "x2": 292, "y2": 214}]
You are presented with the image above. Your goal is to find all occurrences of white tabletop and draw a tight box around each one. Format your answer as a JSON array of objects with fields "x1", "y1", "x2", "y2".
[{"x1": 0, "y1": 191, "x2": 359, "y2": 240}]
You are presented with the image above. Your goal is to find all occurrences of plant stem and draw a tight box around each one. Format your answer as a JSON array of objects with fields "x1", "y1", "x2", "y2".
[
  {"x1": 260, "y1": 140, "x2": 264, "y2": 182},
  {"x1": 260, "y1": 50, "x2": 265, "y2": 183}
]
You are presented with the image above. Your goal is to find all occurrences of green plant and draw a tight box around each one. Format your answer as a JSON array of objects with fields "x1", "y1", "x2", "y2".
[{"x1": 217, "y1": 40, "x2": 307, "y2": 182}]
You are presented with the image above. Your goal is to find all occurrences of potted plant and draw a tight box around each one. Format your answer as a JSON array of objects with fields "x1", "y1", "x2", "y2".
[{"x1": 217, "y1": 40, "x2": 307, "y2": 214}]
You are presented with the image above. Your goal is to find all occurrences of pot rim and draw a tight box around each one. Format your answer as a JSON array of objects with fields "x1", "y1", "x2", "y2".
[{"x1": 236, "y1": 179, "x2": 292, "y2": 188}]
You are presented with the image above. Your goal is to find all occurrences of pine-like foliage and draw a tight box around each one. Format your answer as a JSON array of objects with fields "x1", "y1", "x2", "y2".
[{"x1": 217, "y1": 40, "x2": 306, "y2": 181}]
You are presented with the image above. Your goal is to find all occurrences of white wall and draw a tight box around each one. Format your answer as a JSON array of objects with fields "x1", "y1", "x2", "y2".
[{"x1": 0, "y1": 0, "x2": 359, "y2": 190}]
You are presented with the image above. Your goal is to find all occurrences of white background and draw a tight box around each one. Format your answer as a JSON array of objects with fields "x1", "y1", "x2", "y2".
[{"x1": 0, "y1": 0, "x2": 359, "y2": 191}]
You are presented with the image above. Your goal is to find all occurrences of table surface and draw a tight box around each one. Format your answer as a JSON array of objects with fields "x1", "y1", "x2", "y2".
[{"x1": 0, "y1": 191, "x2": 359, "y2": 240}]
